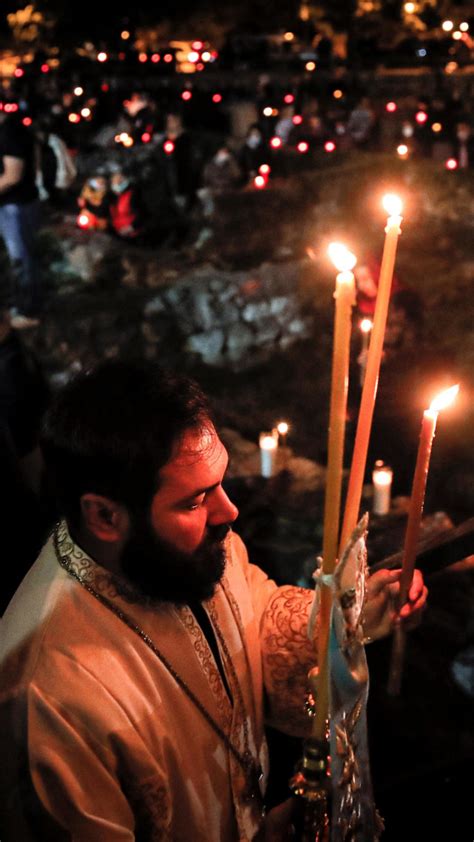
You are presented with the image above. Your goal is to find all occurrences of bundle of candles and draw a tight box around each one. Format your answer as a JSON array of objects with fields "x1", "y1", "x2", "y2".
[{"x1": 292, "y1": 192, "x2": 459, "y2": 837}]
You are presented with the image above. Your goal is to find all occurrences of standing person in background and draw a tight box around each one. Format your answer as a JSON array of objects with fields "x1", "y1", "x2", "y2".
[{"x1": 0, "y1": 102, "x2": 41, "y2": 329}]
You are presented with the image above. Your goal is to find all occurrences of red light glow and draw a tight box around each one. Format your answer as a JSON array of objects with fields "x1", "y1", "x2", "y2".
[
  {"x1": 141, "y1": 132, "x2": 151, "y2": 143},
  {"x1": 297, "y1": 141, "x2": 309, "y2": 153},
  {"x1": 254, "y1": 175, "x2": 266, "y2": 189},
  {"x1": 386, "y1": 101, "x2": 397, "y2": 113},
  {"x1": 14, "y1": 68, "x2": 24, "y2": 78},
  {"x1": 181, "y1": 90, "x2": 192, "y2": 101},
  {"x1": 284, "y1": 94, "x2": 295, "y2": 104},
  {"x1": 212, "y1": 93, "x2": 222, "y2": 103},
  {"x1": 151, "y1": 53, "x2": 160, "y2": 63},
  {"x1": 270, "y1": 137, "x2": 282, "y2": 149},
  {"x1": 138, "y1": 53, "x2": 148, "y2": 63},
  {"x1": 41, "y1": 63, "x2": 49, "y2": 73},
  {"x1": 259, "y1": 164, "x2": 271, "y2": 175},
  {"x1": 164, "y1": 54, "x2": 173, "y2": 63},
  {"x1": 416, "y1": 111, "x2": 428, "y2": 124},
  {"x1": 292, "y1": 115, "x2": 303, "y2": 125},
  {"x1": 445, "y1": 158, "x2": 458, "y2": 170},
  {"x1": 77, "y1": 213, "x2": 90, "y2": 229},
  {"x1": 324, "y1": 141, "x2": 336, "y2": 152},
  {"x1": 22, "y1": 116, "x2": 32, "y2": 126},
  {"x1": 164, "y1": 140, "x2": 175, "y2": 154}
]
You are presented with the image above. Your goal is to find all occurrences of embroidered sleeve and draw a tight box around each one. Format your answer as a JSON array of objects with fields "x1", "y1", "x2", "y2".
[{"x1": 260, "y1": 585, "x2": 317, "y2": 736}]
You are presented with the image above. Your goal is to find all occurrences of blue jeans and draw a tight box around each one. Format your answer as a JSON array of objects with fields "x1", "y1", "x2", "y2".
[{"x1": 0, "y1": 201, "x2": 41, "y2": 315}]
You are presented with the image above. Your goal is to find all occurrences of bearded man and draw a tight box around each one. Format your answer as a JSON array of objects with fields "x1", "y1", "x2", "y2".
[{"x1": 0, "y1": 360, "x2": 426, "y2": 841}]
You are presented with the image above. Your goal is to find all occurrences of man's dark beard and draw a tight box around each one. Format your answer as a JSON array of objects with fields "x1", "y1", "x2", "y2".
[{"x1": 119, "y1": 514, "x2": 230, "y2": 605}]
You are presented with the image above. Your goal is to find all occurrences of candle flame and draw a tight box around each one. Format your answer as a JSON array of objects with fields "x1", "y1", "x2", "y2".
[
  {"x1": 382, "y1": 193, "x2": 403, "y2": 217},
  {"x1": 360, "y1": 318, "x2": 373, "y2": 333},
  {"x1": 429, "y1": 384, "x2": 459, "y2": 412},
  {"x1": 373, "y1": 468, "x2": 392, "y2": 486},
  {"x1": 328, "y1": 242, "x2": 357, "y2": 272},
  {"x1": 277, "y1": 421, "x2": 289, "y2": 435},
  {"x1": 260, "y1": 434, "x2": 277, "y2": 451}
]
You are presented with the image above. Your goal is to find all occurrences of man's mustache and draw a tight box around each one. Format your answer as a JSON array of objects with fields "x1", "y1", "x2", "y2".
[{"x1": 207, "y1": 523, "x2": 231, "y2": 543}]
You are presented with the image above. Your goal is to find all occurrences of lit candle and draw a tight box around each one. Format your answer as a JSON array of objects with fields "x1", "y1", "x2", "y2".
[
  {"x1": 399, "y1": 384, "x2": 459, "y2": 604},
  {"x1": 339, "y1": 194, "x2": 403, "y2": 555},
  {"x1": 388, "y1": 384, "x2": 459, "y2": 695},
  {"x1": 372, "y1": 460, "x2": 393, "y2": 515},
  {"x1": 259, "y1": 432, "x2": 277, "y2": 478},
  {"x1": 313, "y1": 242, "x2": 356, "y2": 740},
  {"x1": 359, "y1": 318, "x2": 373, "y2": 386},
  {"x1": 276, "y1": 420, "x2": 289, "y2": 448}
]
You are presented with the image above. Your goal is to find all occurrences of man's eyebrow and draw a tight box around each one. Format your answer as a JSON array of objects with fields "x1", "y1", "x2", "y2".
[{"x1": 177, "y1": 481, "x2": 220, "y2": 504}]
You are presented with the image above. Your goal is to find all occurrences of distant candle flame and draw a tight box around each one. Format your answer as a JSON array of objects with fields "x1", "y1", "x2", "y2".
[
  {"x1": 277, "y1": 421, "x2": 289, "y2": 435},
  {"x1": 429, "y1": 384, "x2": 459, "y2": 412},
  {"x1": 328, "y1": 242, "x2": 357, "y2": 273},
  {"x1": 360, "y1": 318, "x2": 373, "y2": 334},
  {"x1": 382, "y1": 193, "x2": 403, "y2": 217},
  {"x1": 373, "y1": 468, "x2": 392, "y2": 486}
]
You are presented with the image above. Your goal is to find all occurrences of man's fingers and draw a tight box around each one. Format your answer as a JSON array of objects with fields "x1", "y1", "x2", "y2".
[{"x1": 367, "y1": 568, "x2": 400, "y2": 596}]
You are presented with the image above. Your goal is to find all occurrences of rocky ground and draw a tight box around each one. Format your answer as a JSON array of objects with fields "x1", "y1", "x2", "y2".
[{"x1": 15, "y1": 150, "x2": 474, "y2": 838}]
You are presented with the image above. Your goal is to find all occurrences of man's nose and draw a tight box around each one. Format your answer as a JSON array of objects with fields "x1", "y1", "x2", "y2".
[{"x1": 208, "y1": 486, "x2": 239, "y2": 525}]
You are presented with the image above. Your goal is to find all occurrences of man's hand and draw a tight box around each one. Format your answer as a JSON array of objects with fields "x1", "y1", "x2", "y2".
[
  {"x1": 362, "y1": 568, "x2": 427, "y2": 642},
  {"x1": 263, "y1": 798, "x2": 296, "y2": 841}
]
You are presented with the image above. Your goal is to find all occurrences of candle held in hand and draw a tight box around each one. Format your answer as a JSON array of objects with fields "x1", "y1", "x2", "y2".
[
  {"x1": 339, "y1": 194, "x2": 403, "y2": 554},
  {"x1": 399, "y1": 384, "x2": 459, "y2": 604}
]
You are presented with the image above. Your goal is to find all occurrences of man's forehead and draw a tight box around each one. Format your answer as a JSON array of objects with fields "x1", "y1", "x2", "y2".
[{"x1": 159, "y1": 426, "x2": 227, "y2": 483}]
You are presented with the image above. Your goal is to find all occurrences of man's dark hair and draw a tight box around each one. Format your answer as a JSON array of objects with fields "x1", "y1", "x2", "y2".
[{"x1": 41, "y1": 360, "x2": 212, "y2": 526}]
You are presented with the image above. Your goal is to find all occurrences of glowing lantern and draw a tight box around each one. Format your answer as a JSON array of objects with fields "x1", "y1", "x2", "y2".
[
  {"x1": 333, "y1": 89, "x2": 343, "y2": 99},
  {"x1": 141, "y1": 132, "x2": 151, "y2": 143},
  {"x1": 68, "y1": 113, "x2": 80, "y2": 124},
  {"x1": 187, "y1": 51, "x2": 200, "y2": 63},
  {"x1": 305, "y1": 61, "x2": 316, "y2": 71},
  {"x1": 432, "y1": 122, "x2": 442, "y2": 133},
  {"x1": 81, "y1": 107, "x2": 91, "y2": 118},
  {"x1": 452, "y1": 31, "x2": 463, "y2": 40},
  {"x1": 14, "y1": 68, "x2": 24, "y2": 78},
  {"x1": 138, "y1": 52, "x2": 148, "y2": 63},
  {"x1": 121, "y1": 30, "x2": 130, "y2": 40},
  {"x1": 201, "y1": 51, "x2": 211, "y2": 62},
  {"x1": 22, "y1": 117, "x2": 32, "y2": 126},
  {"x1": 192, "y1": 41, "x2": 203, "y2": 50},
  {"x1": 460, "y1": 22, "x2": 469, "y2": 32},
  {"x1": 74, "y1": 86, "x2": 83, "y2": 96},
  {"x1": 163, "y1": 53, "x2": 173, "y2": 63},
  {"x1": 397, "y1": 144, "x2": 409, "y2": 157},
  {"x1": 101, "y1": 83, "x2": 109, "y2": 92},
  {"x1": 442, "y1": 20, "x2": 454, "y2": 32},
  {"x1": 263, "y1": 106, "x2": 273, "y2": 117},
  {"x1": 259, "y1": 164, "x2": 271, "y2": 175}
]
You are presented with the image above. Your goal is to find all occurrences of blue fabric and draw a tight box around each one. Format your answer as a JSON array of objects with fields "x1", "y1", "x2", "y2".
[{"x1": 0, "y1": 200, "x2": 41, "y2": 315}]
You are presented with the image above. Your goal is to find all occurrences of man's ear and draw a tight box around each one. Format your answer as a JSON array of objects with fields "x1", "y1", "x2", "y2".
[{"x1": 80, "y1": 494, "x2": 129, "y2": 543}]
